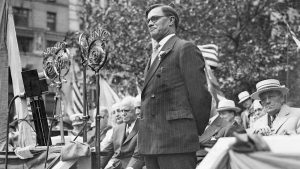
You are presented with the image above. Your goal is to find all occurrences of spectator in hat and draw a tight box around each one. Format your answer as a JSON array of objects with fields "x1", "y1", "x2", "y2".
[
  {"x1": 238, "y1": 91, "x2": 254, "y2": 129},
  {"x1": 249, "y1": 79, "x2": 300, "y2": 135},
  {"x1": 69, "y1": 113, "x2": 85, "y2": 136},
  {"x1": 213, "y1": 99, "x2": 246, "y2": 139},
  {"x1": 197, "y1": 99, "x2": 245, "y2": 163}
]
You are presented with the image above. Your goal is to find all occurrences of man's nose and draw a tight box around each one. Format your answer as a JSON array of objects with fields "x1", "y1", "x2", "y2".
[
  {"x1": 148, "y1": 21, "x2": 154, "y2": 27},
  {"x1": 265, "y1": 97, "x2": 271, "y2": 104}
]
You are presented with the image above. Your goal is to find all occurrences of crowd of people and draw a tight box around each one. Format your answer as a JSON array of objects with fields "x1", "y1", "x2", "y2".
[{"x1": 5, "y1": 3, "x2": 300, "y2": 169}]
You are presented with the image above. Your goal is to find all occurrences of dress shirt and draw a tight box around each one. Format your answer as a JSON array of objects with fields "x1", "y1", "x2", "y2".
[{"x1": 150, "y1": 34, "x2": 175, "y2": 65}]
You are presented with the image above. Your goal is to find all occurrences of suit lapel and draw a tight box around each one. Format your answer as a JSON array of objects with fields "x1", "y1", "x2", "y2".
[
  {"x1": 142, "y1": 36, "x2": 177, "y2": 93},
  {"x1": 272, "y1": 105, "x2": 290, "y2": 134},
  {"x1": 143, "y1": 58, "x2": 151, "y2": 80},
  {"x1": 123, "y1": 120, "x2": 139, "y2": 144}
]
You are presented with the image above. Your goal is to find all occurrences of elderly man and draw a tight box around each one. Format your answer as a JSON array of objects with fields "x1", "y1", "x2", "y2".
[
  {"x1": 101, "y1": 96, "x2": 144, "y2": 169},
  {"x1": 250, "y1": 79, "x2": 300, "y2": 135},
  {"x1": 87, "y1": 106, "x2": 111, "y2": 146}
]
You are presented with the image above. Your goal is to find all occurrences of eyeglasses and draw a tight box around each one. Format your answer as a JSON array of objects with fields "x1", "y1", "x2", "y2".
[
  {"x1": 120, "y1": 109, "x2": 131, "y2": 113},
  {"x1": 147, "y1": 15, "x2": 166, "y2": 23}
]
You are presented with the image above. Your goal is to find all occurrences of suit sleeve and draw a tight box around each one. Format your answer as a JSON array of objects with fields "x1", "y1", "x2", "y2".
[
  {"x1": 126, "y1": 136, "x2": 145, "y2": 169},
  {"x1": 178, "y1": 42, "x2": 211, "y2": 135}
]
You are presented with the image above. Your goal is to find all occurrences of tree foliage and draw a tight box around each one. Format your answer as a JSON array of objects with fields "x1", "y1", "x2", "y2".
[{"x1": 71, "y1": 0, "x2": 300, "y2": 104}]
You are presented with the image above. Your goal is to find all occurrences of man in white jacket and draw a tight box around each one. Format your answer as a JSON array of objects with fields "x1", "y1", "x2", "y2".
[{"x1": 249, "y1": 79, "x2": 300, "y2": 135}]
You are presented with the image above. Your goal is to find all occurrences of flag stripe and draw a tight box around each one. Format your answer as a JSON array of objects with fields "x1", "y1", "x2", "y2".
[{"x1": 71, "y1": 64, "x2": 84, "y2": 115}]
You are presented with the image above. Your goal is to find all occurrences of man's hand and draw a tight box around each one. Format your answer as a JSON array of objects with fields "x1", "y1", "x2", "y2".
[
  {"x1": 282, "y1": 130, "x2": 297, "y2": 135},
  {"x1": 253, "y1": 126, "x2": 273, "y2": 136}
]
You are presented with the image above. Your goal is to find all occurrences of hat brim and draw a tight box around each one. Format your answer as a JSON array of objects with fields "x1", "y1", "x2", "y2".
[
  {"x1": 72, "y1": 122, "x2": 84, "y2": 126},
  {"x1": 238, "y1": 96, "x2": 251, "y2": 104},
  {"x1": 251, "y1": 87, "x2": 289, "y2": 100},
  {"x1": 217, "y1": 107, "x2": 241, "y2": 113}
]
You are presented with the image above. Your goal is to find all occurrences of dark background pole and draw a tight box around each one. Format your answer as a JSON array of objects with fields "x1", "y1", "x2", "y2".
[{"x1": 94, "y1": 72, "x2": 101, "y2": 168}]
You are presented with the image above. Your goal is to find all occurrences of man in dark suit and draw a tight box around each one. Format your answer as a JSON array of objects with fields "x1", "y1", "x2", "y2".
[
  {"x1": 138, "y1": 4, "x2": 211, "y2": 169},
  {"x1": 101, "y1": 96, "x2": 144, "y2": 169}
]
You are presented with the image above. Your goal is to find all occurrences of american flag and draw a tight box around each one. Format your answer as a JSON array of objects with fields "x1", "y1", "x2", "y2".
[{"x1": 71, "y1": 65, "x2": 84, "y2": 115}]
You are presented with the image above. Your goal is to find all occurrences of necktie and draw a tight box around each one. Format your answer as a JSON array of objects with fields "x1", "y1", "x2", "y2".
[
  {"x1": 150, "y1": 44, "x2": 161, "y2": 65},
  {"x1": 268, "y1": 115, "x2": 276, "y2": 127},
  {"x1": 125, "y1": 123, "x2": 131, "y2": 137}
]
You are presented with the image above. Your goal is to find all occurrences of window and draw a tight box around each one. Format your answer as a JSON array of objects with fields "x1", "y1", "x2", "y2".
[
  {"x1": 17, "y1": 36, "x2": 33, "y2": 53},
  {"x1": 46, "y1": 40, "x2": 57, "y2": 48},
  {"x1": 47, "y1": 12, "x2": 56, "y2": 31},
  {"x1": 13, "y1": 7, "x2": 29, "y2": 27}
]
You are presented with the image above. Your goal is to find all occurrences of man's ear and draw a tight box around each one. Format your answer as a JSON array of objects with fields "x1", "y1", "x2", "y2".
[{"x1": 169, "y1": 16, "x2": 175, "y2": 27}]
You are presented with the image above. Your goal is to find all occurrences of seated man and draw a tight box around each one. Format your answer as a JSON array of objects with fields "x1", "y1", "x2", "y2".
[
  {"x1": 101, "y1": 96, "x2": 144, "y2": 169},
  {"x1": 100, "y1": 102, "x2": 123, "y2": 150},
  {"x1": 197, "y1": 99, "x2": 245, "y2": 162},
  {"x1": 249, "y1": 79, "x2": 300, "y2": 135},
  {"x1": 87, "y1": 106, "x2": 112, "y2": 146},
  {"x1": 199, "y1": 99, "x2": 245, "y2": 145},
  {"x1": 237, "y1": 91, "x2": 254, "y2": 129}
]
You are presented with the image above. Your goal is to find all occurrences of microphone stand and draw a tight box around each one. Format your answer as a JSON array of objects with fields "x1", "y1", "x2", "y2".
[
  {"x1": 78, "y1": 27, "x2": 110, "y2": 169},
  {"x1": 94, "y1": 71, "x2": 101, "y2": 168},
  {"x1": 54, "y1": 79, "x2": 65, "y2": 145}
]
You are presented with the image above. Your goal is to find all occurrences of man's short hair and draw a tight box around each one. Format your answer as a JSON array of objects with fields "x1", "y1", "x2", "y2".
[{"x1": 145, "y1": 4, "x2": 179, "y2": 29}]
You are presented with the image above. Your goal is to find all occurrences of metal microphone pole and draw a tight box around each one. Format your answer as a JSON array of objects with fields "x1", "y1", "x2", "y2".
[
  {"x1": 55, "y1": 79, "x2": 65, "y2": 144},
  {"x1": 82, "y1": 65, "x2": 88, "y2": 142},
  {"x1": 94, "y1": 72, "x2": 101, "y2": 168},
  {"x1": 79, "y1": 26, "x2": 110, "y2": 169}
]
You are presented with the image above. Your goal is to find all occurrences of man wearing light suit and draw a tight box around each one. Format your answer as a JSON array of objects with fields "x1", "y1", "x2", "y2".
[
  {"x1": 138, "y1": 4, "x2": 211, "y2": 169},
  {"x1": 249, "y1": 79, "x2": 300, "y2": 135},
  {"x1": 101, "y1": 96, "x2": 144, "y2": 169}
]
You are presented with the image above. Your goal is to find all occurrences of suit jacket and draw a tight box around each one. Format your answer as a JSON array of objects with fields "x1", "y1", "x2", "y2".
[
  {"x1": 101, "y1": 120, "x2": 144, "y2": 169},
  {"x1": 214, "y1": 121, "x2": 246, "y2": 139},
  {"x1": 87, "y1": 125, "x2": 112, "y2": 146},
  {"x1": 138, "y1": 36, "x2": 211, "y2": 155},
  {"x1": 250, "y1": 104, "x2": 300, "y2": 135},
  {"x1": 198, "y1": 116, "x2": 229, "y2": 146}
]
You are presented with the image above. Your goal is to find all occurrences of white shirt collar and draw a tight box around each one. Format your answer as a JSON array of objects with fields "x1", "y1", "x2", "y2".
[
  {"x1": 126, "y1": 119, "x2": 137, "y2": 134},
  {"x1": 152, "y1": 34, "x2": 175, "y2": 51},
  {"x1": 159, "y1": 34, "x2": 175, "y2": 49}
]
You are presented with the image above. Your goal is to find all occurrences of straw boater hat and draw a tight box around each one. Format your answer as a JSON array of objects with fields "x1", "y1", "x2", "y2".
[
  {"x1": 217, "y1": 99, "x2": 241, "y2": 113},
  {"x1": 251, "y1": 79, "x2": 289, "y2": 100},
  {"x1": 238, "y1": 91, "x2": 251, "y2": 104}
]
